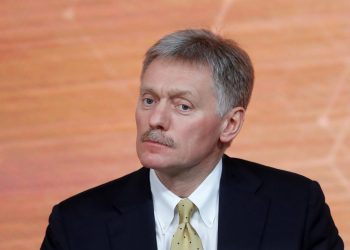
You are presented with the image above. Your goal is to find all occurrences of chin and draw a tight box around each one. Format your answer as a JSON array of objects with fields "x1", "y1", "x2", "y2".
[{"x1": 138, "y1": 152, "x2": 173, "y2": 170}]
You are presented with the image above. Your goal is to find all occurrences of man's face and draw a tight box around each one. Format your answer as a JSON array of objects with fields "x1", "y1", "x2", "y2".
[{"x1": 135, "y1": 58, "x2": 225, "y2": 173}]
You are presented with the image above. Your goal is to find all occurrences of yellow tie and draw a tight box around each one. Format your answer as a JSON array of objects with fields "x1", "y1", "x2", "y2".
[{"x1": 170, "y1": 198, "x2": 204, "y2": 250}]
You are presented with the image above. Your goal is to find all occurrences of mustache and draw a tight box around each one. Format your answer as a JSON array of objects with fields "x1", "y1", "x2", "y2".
[{"x1": 141, "y1": 129, "x2": 175, "y2": 148}]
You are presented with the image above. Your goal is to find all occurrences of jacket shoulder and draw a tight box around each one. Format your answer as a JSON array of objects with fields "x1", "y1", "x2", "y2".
[
  {"x1": 57, "y1": 167, "x2": 150, "y2": 212},
  {"x1": 222, "y1": 155, "x2": 315, "y2": 196},
  {"x1": 225, "y1": 155, "x2": 312, "y2": 182},
  {"x1": 222, "y1": 156, "x2": 344, "y2": 249}
]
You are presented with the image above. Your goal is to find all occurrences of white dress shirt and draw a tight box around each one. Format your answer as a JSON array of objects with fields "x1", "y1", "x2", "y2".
[{"x1": 150, "y1": 160, "x2": 222, "y2": 250}]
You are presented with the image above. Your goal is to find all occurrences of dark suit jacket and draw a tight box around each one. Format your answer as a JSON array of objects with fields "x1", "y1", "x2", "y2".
[{"x1": 41, "y1": 155, "x2": 344, "y2": 250}]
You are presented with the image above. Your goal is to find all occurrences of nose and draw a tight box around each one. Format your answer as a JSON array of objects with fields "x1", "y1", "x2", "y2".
[{"x1": 149, "y1": 101, "x2": 170, "y2": 131}]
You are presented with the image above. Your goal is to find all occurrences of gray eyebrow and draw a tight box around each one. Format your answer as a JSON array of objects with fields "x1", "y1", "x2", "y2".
[{"x1": 140, "y1": 87, "x2": 195, "y2": 98}]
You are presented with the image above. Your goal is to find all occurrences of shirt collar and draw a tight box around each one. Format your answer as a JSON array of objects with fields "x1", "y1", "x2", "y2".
[
  {"x1": 150, "y1": 159, "x2": 222, "y2": 232},
  {"x1": 189, "y1": 160, "x2": 222, "y2": 227},
  {"x1": 150, "y1": 169, "x2": 181, "y2": 233}
]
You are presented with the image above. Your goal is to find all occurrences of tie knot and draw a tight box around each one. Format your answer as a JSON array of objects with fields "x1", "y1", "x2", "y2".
[{"x1": 177, "y1": 198, "x2": 196, "y2": 224}]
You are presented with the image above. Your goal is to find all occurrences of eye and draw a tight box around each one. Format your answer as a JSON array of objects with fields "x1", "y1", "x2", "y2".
[
  {"x1": 143, "y1": 97, "x2": 154, "y2": 106},
  {"x1": 177, "y1": 104, "x2": 191, "y2": 112}
]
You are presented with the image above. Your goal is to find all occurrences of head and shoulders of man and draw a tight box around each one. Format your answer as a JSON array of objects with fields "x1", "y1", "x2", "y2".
[{"x1": 58, "y1": 28, "x2": 314, "y2": 209}]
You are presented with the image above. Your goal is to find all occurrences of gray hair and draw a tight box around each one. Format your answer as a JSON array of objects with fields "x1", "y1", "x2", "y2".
[{"x1": 141, "y1": 29, "x2": 254, "y2": 116}]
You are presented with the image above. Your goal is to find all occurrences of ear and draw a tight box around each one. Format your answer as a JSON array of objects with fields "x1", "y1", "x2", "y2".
[{"x1": 219, "y1": 107, "x2": 245, "y2": 143}]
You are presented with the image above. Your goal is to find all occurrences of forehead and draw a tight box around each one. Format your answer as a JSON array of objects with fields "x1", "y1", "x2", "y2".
[{"x1": 140, "y1": 58, "x2": 215, "y2": 95}]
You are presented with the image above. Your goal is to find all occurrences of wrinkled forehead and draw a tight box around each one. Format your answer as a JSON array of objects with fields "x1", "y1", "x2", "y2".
[
  {"x1": 141, "y1": 57, "x2": 213, "y2": 81},
  {"x1": 139, "y1": 57, "x2": 217, "y2": 100},
  {"x1": 141, "y1": 57, "x2": 214, "y2": 85}
]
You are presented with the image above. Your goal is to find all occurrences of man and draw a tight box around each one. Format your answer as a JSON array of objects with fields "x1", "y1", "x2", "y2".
[{"x1": 41, "y1": 29, "x2": 344, "y2": 250}]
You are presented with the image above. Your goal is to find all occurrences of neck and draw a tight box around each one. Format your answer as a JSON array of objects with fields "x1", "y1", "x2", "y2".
[{"x1": 154, "y1": 154, "x2": 222, "y2": 197}]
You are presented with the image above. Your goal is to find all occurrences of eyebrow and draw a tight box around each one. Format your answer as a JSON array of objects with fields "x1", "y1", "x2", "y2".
[
  {"x1": 140, "y1": 87, "x2": 195, "y2": 98},
  {"x1": 168, "y1": 89, "x2": 194, "y2": 98}
]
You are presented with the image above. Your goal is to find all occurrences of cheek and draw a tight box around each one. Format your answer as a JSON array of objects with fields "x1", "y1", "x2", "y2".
[
  {"x1": 179, "y1": 118, "x2": 221, "y2": 144},
  {"x1": 135, "y1": 111, "x2": 147, "y2": 130}
]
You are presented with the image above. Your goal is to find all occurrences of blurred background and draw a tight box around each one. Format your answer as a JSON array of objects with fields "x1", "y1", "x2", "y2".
[{"x1": 0, "y1": 0, "x2": 349, "y2": 249}]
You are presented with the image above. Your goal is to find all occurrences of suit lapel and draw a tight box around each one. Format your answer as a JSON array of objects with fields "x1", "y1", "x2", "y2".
[
  {"x1": 107, "y1": 168, "x2": 157, "y2": 250},
  {"x1": 218, "y1": 156, "x2": 270, "y2": 250}
]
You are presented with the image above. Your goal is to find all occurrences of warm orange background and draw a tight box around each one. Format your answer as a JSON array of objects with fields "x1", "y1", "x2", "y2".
[{"x1": 1, "y1": 0, "x2": 349, "y2": 249}]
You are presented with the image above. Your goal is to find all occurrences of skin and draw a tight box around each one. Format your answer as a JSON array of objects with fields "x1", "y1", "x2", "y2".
[{"x1": 135, "y1": 58, "x2": 245, "y2": 197}]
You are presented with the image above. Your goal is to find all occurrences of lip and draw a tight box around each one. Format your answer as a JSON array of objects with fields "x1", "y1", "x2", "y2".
[{"x1": 143, "y1": 140, "x2": 170, "y2": 148}]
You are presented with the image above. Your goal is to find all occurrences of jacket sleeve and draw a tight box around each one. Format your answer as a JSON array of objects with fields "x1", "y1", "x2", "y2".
[
  {"x1": 303, "y1": 181, "x2": 344, "y2": 250},
  {"x1": 40, "y1": 205, "x2": 70, "y2": 250}
]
